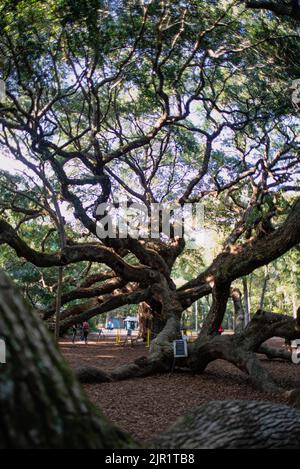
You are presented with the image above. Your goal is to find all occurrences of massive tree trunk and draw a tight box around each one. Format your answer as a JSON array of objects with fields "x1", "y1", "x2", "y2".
[
  {"x1": 75, "y1": 277, "x2": 300, "y2": 400},
  {"x1": 0, "y1": 272, "x2": 139, "y2": 449}
]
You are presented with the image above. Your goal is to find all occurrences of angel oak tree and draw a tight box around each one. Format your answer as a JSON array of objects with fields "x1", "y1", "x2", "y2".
[{"x1": 0, "y1": 0, "x2": 300, "y2": 396}]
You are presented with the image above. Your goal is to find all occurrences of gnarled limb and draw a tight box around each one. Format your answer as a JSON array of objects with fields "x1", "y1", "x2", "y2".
[
  {"x1": 58, "y1": 287, "x2": 151, "y2": 333},
  {"x1": 0, "y1": 219, "x2": 160, "y2": 283},
  {"x1": 188, "y1": 308, "x2": 300, "y2": 396},
  {"x1": 188, "y1": 334, "x2": 282, "y2": 394},
  {"x1": 43, "y1": 277, "x2": 128, "y2": 320},
  {"x1": 234, "y1": 308, "x2": 300, "y2": 351},
  {"x1": 179, "y1": 197, "x2": 300, "y2": 309}
]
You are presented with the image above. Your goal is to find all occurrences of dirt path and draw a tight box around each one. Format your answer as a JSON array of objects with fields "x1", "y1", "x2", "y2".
[{"x1": 60, "y1": 335, "x2": 300, "y2": 444}]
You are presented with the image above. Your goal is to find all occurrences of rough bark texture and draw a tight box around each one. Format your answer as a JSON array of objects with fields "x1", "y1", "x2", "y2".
[
  {"x1": 154, "y1": 400, "x2": 300, "y2": 449},
  {"x1": 0, "y1": 272, "x2": 138, "y2": 449}
]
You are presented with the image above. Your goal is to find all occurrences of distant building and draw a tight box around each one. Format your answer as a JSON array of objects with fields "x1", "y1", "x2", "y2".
[
  {"x1": 124, "y1": 316, "x2": 138, "y2": 330},
  {"x1": 106, "y1": 316, "x2": 138, "y2": 330},
  {"x1": 106, "y1": 317, "x2": 125, "y2": 329}
]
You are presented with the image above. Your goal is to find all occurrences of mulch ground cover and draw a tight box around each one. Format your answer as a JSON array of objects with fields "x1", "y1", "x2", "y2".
[{"x1": 60, "y1": 335, "x2": 300, "y2": 443}]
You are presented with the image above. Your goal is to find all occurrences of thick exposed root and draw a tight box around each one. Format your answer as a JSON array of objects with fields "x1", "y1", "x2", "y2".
[
  {"x1": 188, "y1": 334, "x2": 283, "y2": 394},
  {"x1": 187, "y1": 309, "x2": 300, "y2": 396},
  {"x1": 76, "y1": 354, "x2": 171, "y2": 383},
  {"x1": 76, "y1": 366, "x2": 112, "y2": 383},
  {"x1": 78, "y1": 310, "x2": 300, "y2": 394}
]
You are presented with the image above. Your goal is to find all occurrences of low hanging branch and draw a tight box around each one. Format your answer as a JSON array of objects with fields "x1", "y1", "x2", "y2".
[
  {"x1": 43, "y1": 276, "x2": 127, "y2": 319},
  {"x1": 0, "y1": 219, "x2": 161, "y2": 284},
  {"x1": 246, "y1": 0, "x2": 300, "y2": 20}
]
